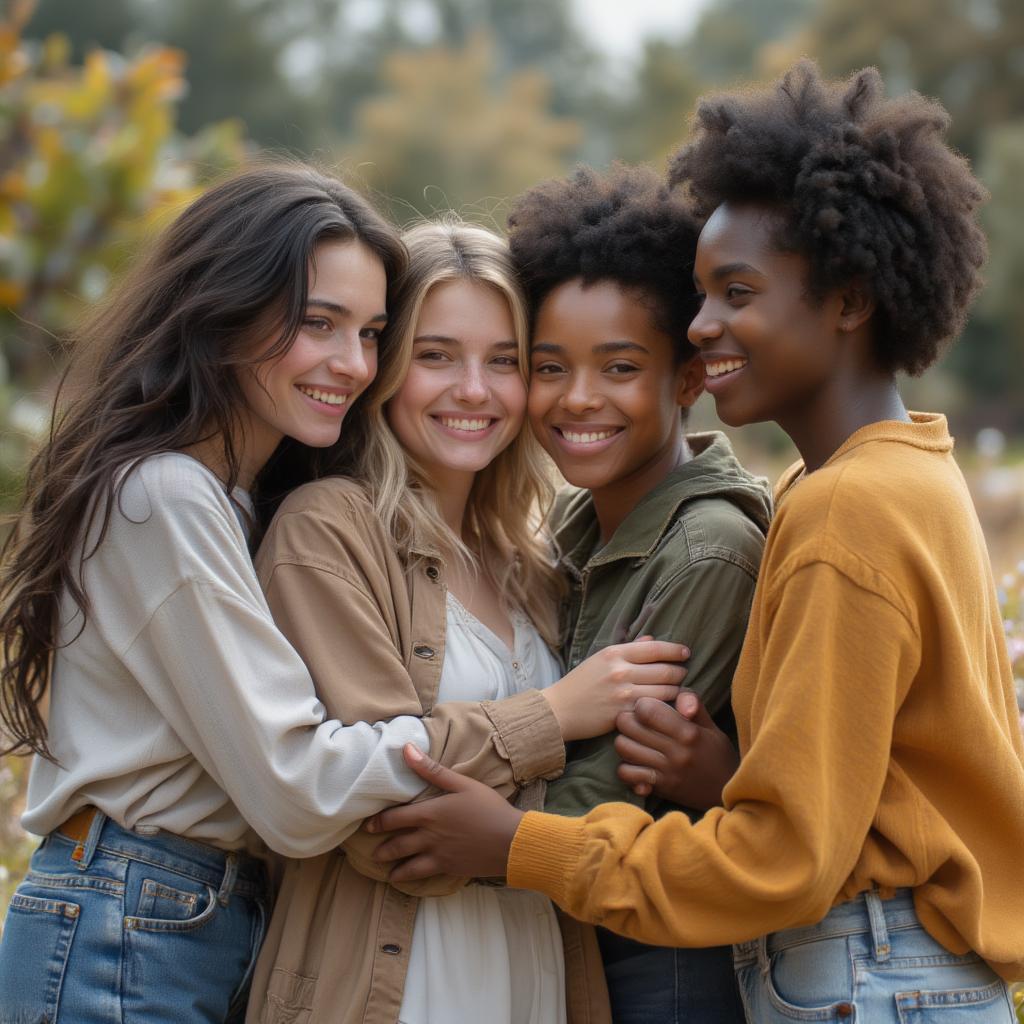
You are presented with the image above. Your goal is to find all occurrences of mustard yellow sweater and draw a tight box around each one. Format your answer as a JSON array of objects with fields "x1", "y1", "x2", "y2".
[{"x1": 509, "y1": 414, "x2": 1024, "y2": 982}]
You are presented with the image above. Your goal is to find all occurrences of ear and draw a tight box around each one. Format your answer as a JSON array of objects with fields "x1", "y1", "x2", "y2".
[
  {"x1": 675, "y1": 353, "x2": 705, "y2": 409},
  {"x1": 838, "y1": 281, "x2": 875, "y2": 333}
]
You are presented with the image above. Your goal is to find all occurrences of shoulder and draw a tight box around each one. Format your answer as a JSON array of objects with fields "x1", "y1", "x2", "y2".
[
  {"x1": 675, "y1": 496, "x2": 767, "y2": 567},
  {"x1": 258, "y1": 475, "x2": 396, "y2": 576},
  {"x1": 117, "y1": 452, "x2": 232, "y2": 519}
]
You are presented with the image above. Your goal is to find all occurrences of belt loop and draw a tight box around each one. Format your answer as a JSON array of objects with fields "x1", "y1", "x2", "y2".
[
  {"x1": 756, "y1": 934, "x2": 771, "y2": 978},
  {"x1": 74, "y1": 810, "x2": 107, "y2": 871},
  {"x1": 217, "y1": 852, "x2": 238, "y2": 907},
  {"x1": 864, "y1": 888, "x2": 891, "y2": 962}
]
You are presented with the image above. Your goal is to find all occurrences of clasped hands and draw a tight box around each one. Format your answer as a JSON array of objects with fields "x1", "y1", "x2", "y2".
[{"x1": 367, "y1": 688, "x2": 739, "y2": 883}]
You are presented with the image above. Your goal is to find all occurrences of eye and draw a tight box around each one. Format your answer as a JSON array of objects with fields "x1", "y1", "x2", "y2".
[
  {"x1": 605, "y1": 362, "x2": 639, "y2": 375},
  {"x1": 360, "y1": 327, "x2": 382, "y2": 343},
  {"x1": 532, "y1": 361, "x2": 566, "y2": 376},
  {"x1": 726, "y1": 284, "x2": 753, "y2": 302},
  {"x1": 417, "y1": 349, "x2": 451, "y2": 363},
  {"x1": 491, "y1": 355, "x2": 519, "y2": 369},
  {"x1": 304, "y1": 317, "x2": 333, "y2": 333}
]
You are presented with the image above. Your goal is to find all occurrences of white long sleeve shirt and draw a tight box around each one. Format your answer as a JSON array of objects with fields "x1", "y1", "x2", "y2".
[{"x1": 24, "y1": 453, "x2": 429, "y2": 856}]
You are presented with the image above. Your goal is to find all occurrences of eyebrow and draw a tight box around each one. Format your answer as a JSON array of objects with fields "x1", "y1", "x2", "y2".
[
  {"x1": 698, "y1": 262, "x2": 764, "y2": 284},
  {"x1": 414, "y1": 335, "x2": 517, "y2": 349},
  {"x1": 530, "y1": 340, "x2": 648, "y2": 356},
  {"x1": 308, "y1": 299, "x2": 388, "y2": 322}
]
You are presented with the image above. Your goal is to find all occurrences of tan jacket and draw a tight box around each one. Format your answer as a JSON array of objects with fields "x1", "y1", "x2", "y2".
[{"x1": 246, "y1": 477, "x2": 611, "y2": 1024}]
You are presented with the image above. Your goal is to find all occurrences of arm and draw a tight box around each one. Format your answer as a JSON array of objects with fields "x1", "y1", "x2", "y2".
[
  {"x1": 544, "y1": 557, "x2": 754, "y2": 816},
  {"x1": 369, "y1": 561, "x2": 919, "y2": 946}
]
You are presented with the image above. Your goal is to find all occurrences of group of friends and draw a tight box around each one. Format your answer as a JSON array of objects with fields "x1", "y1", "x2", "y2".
[{"x1": 0, "y1": 59, "x2": 1022, "y2": 1024}]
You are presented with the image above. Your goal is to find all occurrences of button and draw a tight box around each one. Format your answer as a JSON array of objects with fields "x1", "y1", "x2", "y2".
[
  {"x1": 413, "y1": 644, "x2": 435, "y2": 659},
  {"x1": 425, "y1": 565, "x2": 440, "y2": 581},
  {"x1": 381, "y1": 943, "x2": 402, "y2": 955},
  {"x1": 512, "y1": 661, "x2": 520, "y2": 670},
  {"x1": 836, "y1": 1004, "x2": 854, "y2": 1018}
]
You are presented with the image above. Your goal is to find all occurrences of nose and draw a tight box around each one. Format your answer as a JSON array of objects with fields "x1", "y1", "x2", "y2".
[
  {"x1": 327, "y1": 333, "x2": 373, "y2": 384},
  {"x1": 452, "y1": 359, "x2": 490, "y2": 405},
  {"x1": 687, "y1": 300, "x2": 723, "y2": 348},
  {"x1": 558, "y1": 371, "x2": 602, "y2": 414}
]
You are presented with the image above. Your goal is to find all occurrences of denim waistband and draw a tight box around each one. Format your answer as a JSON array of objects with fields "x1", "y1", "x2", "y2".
[
  {"x1": 48, "y1": 812, "x2": 267, "y2": 901},
  {"x1": 734, "y1": 889, "x2": 919, "y2": 964}
]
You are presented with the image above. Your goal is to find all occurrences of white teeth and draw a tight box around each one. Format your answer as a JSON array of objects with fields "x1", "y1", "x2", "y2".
[
  {"x1": 706, "y1": 358, "x2": 747, "y2": 379},
  {"x1": 298, "y1": 385, "x2": 347, "y2": 406},
  {"x1": 440, "y1": 417, "x2": 491, "y2": 432},
  {"x1": 561, "y1": 429, "x2": 617, "y2": 444}
]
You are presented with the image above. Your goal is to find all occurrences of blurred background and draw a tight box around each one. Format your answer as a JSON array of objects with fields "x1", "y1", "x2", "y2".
[{"x1": 0, "y1": 0, "x2": 1022, "y2": 990}]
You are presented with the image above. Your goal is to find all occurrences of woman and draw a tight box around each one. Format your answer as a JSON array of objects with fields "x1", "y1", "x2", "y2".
[
  {"x1": 246, "y1": 221, "x2": 686, "y2": 1024},
  {"x1": 368, "y1": 64, "x2": 1024, "y2": 1021},
  {"x1": 0, "y1": 167, "x2": 681, "y2": 1023}
]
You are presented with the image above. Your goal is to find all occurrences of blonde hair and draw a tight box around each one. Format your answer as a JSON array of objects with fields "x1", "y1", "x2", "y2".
[{"x1": 355, "y1": 219, "x2": 562, "y2": 643}]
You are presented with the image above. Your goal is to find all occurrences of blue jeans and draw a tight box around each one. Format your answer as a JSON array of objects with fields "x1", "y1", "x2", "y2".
[
  {"x1": 0, "y1": 812, "x2": 268, "y2": 1023},
  {"x1": 733, "y1": 889, "x2": 1016, "y2": 1022},
  {"x1": 598, "y1": 927, "x2": 746, "y2": 1023}
]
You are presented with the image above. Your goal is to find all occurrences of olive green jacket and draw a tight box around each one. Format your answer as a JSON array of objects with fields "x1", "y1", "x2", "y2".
[{"x1": 544, "y1": 431, "x2": 772, "y2": 819}]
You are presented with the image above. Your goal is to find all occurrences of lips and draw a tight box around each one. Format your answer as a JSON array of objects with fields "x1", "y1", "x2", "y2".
[
  {"x1": 296, "y1": 384, "x2": 351, "y2": 409},
  {"x1": 550, "y1": 424, "x2": 624, "y2": 454}
]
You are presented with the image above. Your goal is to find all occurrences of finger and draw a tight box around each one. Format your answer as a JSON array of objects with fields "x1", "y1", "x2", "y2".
[
  {"x1": 370, "y1": 802, "x2": 432, "y2": 834},
  {"x1": 616, "y1": 640, "x2": 690, "y2": 665},
  {"x1": 673, "y1": 690, "x2": 717, "y2": 729},
  {"x1": 372, "y1": 829, "x2": 431, "y2": 863},
  {"x1": 627, "y1": 662, "x2": 688, "y2": 686},
  {"x1": 632, "y1": 697, "x2": 700, "y2": 744},
  {"x1": 389, "y1": 854, "x2": 444, "y2": 884},
  {"x1": 625, "y1": 684, "x2": 683, "y2": 706},
  {"x1": 614, "y1": 712, "x2": 679, "y2": 761},
  {"x1": 613, "y1": 732, "x2": 669, "y2": 768},
  {"x1": 618, "y1": 762, "x2": 660, "y2": 791},
  {"x1": 402, "y1": 744, "x2": 475, "y2": 793}
]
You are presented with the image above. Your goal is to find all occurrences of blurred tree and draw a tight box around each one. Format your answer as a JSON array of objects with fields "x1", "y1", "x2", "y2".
[
  {"x1": 608, "y1": 0, "x2": 812, "y2": 165},
  {"x1": 345, "y1": 32, "x2": 581, "y2": 220},
  {"x1": 0, "y1": 2, "x2": 247, "y2": 390}
]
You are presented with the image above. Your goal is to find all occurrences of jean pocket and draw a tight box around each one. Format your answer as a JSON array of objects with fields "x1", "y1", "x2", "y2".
[
  {"x1": 0, "y1": 890, "x2": 80, "y2": 1022},
  {"x1": 896, "y1": 979, "x2": 1014, "y2": 1022},
  {"x1": 757, "y1": 938, "x2": 858, "y2": 1022},
  {"x1": 125, "y1": 879, "x2": 218, "y2": 933}
]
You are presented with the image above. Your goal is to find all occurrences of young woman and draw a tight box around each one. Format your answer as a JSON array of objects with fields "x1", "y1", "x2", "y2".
[
  {"x1": 0, "y1": 167, "x2": 680, "y2": 1023},
  {"x1": 245, "y1": 221, "x2": 687, "y2": 1024},
  {"x1": 368, "y1": 63, "x2": 1024, "y2": 1021}
]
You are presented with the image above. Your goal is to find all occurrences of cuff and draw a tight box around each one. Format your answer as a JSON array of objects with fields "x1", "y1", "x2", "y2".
[
  {"x1": 507, "y1": 810, "x2": 587, "y2": 906},
  {"x1": 482, "y1": 689, "x2": 565, "y2": 785}
]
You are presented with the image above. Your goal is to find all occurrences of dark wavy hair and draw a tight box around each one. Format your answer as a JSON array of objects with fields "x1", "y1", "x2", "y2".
[
  {"x1": 0, "y1": 163, "x2": 405, "y2": 758},
  {"x1": 668, "y1": 60, "x2": 988, "y2": 375},
  {"x1": 507, "y1": 163, "x2": 703, "y2": 363}
]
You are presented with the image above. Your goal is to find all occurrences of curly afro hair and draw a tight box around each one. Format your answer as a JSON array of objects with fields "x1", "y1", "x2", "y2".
[
  {"x1": 668, "y1": 60, "x2": 988, "y2": 376},
  {"x1": 507, "y1": 163, "x2": 703, "y2": 363}
]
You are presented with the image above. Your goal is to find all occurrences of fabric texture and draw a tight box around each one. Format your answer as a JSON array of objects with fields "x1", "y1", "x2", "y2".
[
  {"x1": 398, "y1": 593, "x2": 566, "y2": 1024},
  {"x1": 245, "y1": 476, "x2": 609, "y2": 1024},
  {"x1": 543, "y1": 431, "x2": 771, "y2": 818},
  {"x1": 23, "y1": 452, "x2": 433, "y2": 857},
  {"x1": 509, "y1": 414, "x2": 1024, "y2": 983}
]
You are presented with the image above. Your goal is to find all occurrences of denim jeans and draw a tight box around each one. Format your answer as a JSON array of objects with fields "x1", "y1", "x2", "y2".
[
  {"x1": 0, "y1": 812, "x2": 268, "y2": 1023},
  {"x1": 598, "y1": 927, "x2": 746, "y2": 1023},
  {"x1": 733, "y1": 889, "x2": 1016, "y2": 1022}
]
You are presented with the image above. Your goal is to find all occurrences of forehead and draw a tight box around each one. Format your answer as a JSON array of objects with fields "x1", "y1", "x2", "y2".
[
  {"x1": 534, "y1": 279, "x2": 668, "y2": 348},
  {"x1": 696, "y1": 203, "x2": 785, "y2": 262},
  {"x1": 416, "y1": 278, "x2": 514, "y2": 336}
]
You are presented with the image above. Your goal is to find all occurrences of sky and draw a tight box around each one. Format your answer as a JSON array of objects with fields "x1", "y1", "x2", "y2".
[{"x1": 570, "y1": 0, "x2": 713, "y2": 66}]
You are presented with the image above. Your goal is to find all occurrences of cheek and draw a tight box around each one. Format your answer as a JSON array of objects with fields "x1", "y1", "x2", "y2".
[{"x1": 498, "y1": 376, "x2": 528, "y2": 426}]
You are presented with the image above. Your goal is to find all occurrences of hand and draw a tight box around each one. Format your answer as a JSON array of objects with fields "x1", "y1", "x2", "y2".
[
  {"x1": 366, "y1": 744, "x2": 524, "y2": 882},
  {"x1": 543, "y1": 639, "x2": 689, "y2": 742},
  {"x1": 615, "y1": 690, "x2": 739, "y2": 810}
]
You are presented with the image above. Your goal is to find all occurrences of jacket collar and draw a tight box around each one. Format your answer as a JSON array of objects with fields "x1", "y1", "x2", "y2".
[{"x1": 553, "y1": 432, "x2": 771, "y2": 576}]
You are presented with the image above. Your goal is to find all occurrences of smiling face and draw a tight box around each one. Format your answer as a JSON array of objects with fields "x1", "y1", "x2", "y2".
[
  {"x1": 689, "y1": 203, "x2": 847, "y2": 432},
  {"x1": 528, "y1": 279, "x2": 702, "y2": 502},
  {"x1": 386, "y1": 278, "x2": 526, "y2": 493},
  {"x1": 238, "y1": 238, "x2": 388, "y2": 480}
]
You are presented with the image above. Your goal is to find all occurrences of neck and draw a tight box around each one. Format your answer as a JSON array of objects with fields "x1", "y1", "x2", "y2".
[
  {"x1": 591, "y1": 430, "x2": 692, "y2": 544},
  {"x1": 185, "y1": 418, "x2": 277, "y2": 492},
  {"x1": 782, "y1": 372, "x2": 908, "y2": 474},
  {"x1": 433, "y1": 469, "x2": 475, "y2": 540}
]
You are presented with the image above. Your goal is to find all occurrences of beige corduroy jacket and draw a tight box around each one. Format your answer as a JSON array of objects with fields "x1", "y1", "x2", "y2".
[{"x1": 245, "y1": 477, "x2": 611, "y2": 1024}]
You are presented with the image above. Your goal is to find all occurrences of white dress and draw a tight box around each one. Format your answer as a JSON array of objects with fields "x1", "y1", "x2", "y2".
[{"x1": 397, "y1": 593, "x2": 568, "y2": 1024}]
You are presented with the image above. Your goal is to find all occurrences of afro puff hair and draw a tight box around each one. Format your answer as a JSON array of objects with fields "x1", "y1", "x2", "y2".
[
  {"x1": 668, "y1": 60, "x2": 988, "y2": 376},
  {"x1": 507, "y1": 163, "x2": 703, "y2": 362}
]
